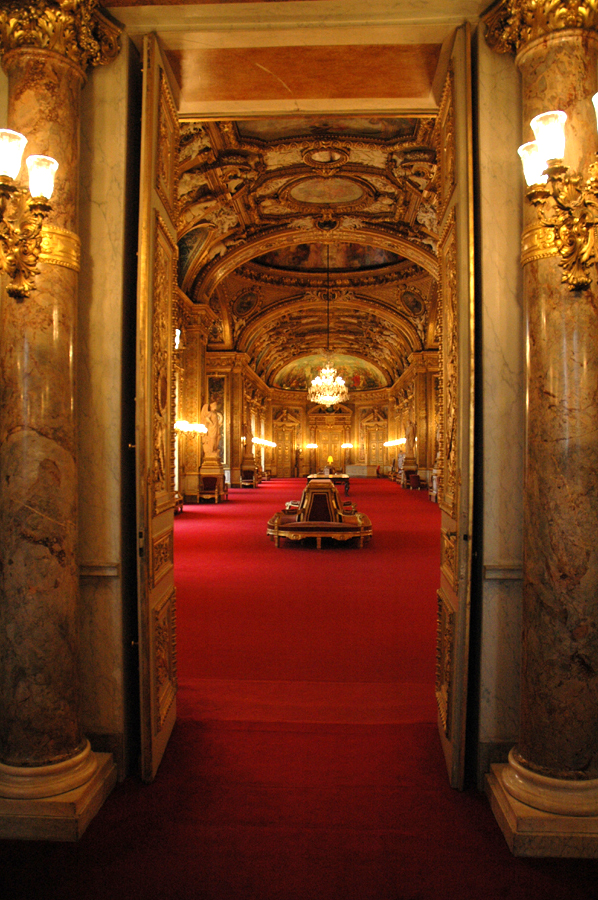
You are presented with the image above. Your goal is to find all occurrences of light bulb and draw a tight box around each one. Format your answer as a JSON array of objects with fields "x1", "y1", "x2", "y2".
[
  {"x1": 517, "y1": 141, "x2": 548, "y2": 187},
  {"x1": 26, "y1": 155, "x2": 58, "y2": 200},
  {"x1": 530, "y1": 110, "x2": 567, "y2": 162},
  {"x1": 0, "y1": 129, "x2": 27, "y2": 180}
]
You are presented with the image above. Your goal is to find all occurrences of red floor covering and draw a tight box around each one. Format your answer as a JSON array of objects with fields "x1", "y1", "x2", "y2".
[{"x1": 1, "y1": 479, "x2": 597, "y2": 899}]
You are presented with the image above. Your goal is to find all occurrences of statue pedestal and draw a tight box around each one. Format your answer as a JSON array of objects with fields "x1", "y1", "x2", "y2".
[
  {"x1": 240, "y1": 450, "x2": 258, "y2": 488},
  {"x1": 401, "y1": 455, "x2": 417, "y2": 487},
  {"x1": 198, "y1": 454, "x2": 227, "y2": 500}
]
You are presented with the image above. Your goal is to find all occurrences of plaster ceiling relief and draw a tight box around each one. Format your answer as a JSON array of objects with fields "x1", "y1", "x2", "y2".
[
  {"x1": 288, "y1": 178, "x2": 365, "y2": 206},
  {"x1": 177, "y1": 114, "x2": 440, "y2": 390}
]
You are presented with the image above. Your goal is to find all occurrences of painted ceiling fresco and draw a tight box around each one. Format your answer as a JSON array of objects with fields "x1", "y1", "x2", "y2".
[
  {"x1": 253, "y1": 243, "x2": 403, "y2": 272},
  {"x1": 177, "y1": 114, "x2": 440, "y2": 391},
  {"x1": 273, "y1": 355, "x2": 388, "y2": 392}
]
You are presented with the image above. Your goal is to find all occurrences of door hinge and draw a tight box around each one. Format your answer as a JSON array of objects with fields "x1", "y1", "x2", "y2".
[{"x1": 138, "y1": 530, "x2": 145, "y2": 557}]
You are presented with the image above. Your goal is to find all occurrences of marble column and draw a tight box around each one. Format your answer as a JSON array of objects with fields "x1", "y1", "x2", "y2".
[
  {"x1": 0, "y1": 2, "x2": 119, "y2": 840},
  {"x1": 485, "y1": 3, "x2": 598, "y2": 857}
]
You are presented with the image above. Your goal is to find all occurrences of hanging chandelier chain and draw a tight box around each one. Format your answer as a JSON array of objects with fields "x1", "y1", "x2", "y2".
[
  {"x1": 307, "y1": 241, "x2": 349, "y2": 408},
  {"x1": 326, "y1": 243, "x2": 330, "y2": 354}
]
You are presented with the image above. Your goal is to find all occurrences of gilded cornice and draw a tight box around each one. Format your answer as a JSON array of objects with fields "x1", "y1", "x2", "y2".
[
  {"x1": 485, "y1": 0, "x2": 598, "y2": 54},
  {"x1": 0, "y1": 1, "x2": 121, "y2": 72}
]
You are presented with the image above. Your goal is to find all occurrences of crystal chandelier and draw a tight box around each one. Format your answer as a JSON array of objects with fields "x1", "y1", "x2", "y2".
[{"x1": 308, "y1": 245, "x2": 349, "y2": 407}]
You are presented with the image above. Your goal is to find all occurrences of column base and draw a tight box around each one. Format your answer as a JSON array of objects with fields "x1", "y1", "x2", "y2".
[
  {"x1": 486, "y1": 765, "x2": 598, "y2": 858},
  {"x1": 0, "y1": 753, "x2": 116, "y2": 841}
]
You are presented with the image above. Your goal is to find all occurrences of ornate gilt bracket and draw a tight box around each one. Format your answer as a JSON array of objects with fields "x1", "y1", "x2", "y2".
[
  {"x1": 0, "y1": 0, "x2": 121, "y2": 72},
  {"x1": 0, "y1": 181, "x2": 51, "y2": 299},
  {"x1": 525, "y1": 159, "x2": 598, "y2": 290}
]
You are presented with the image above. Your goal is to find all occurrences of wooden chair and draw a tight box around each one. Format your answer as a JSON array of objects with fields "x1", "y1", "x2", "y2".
[
  {"x1": 240, "y1": 468, "x2": 257, "y2": 488},
  {"x1": 198, "y1": 475, "x2": 228, "y2": 503}
]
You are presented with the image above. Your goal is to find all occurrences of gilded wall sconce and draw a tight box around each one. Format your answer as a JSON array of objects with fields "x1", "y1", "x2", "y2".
[
  {"x1": 0, "y1": 129, "x2": 58, "y2": 301},
  {"x1": 518, "y1": 99, "x2": 598, "y2": 292}
]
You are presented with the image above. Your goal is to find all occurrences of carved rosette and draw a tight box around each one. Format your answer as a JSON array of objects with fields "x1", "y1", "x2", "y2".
[
  {"x1": 484, "y1": 0, "x2": 598, "y2": 55},
  {"x1": 0, "y1": 0, "x2": 121, "y2": 73}
]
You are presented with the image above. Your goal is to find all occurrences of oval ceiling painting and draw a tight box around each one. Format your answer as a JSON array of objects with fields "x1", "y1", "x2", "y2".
[
  {"x1": 254, "y1": 242, "x2": 402, "y2": 272},
  {"x1": 273, "y1": 354, "x2": 388, "y2": 392},
  {"x1": 289, "y1": 177, "x2": 364, "y2": 206}
]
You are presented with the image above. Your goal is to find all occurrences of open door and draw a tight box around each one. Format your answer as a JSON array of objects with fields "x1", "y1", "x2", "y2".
[
  {"x1": 434, "y1": 23, "x2": 475, "y2": 789},
  {"x1": 135, "y1": 34, "x2": 180, "y2": 781}
]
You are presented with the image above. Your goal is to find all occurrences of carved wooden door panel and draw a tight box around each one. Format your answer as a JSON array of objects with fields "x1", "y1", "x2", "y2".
[
  {"x1": 135, "y1": 34, "x2": 180, "y2": 781},
  {"x1": 366, "y1": 425, "x2": 386, "y2": 467},
  {"x1": 316, "y1": 428, "x2": 341, "y2": 471},
  {"x1": 435, "y1": 23, "x2": 475, "y2": 790},
  {"x1": 275, "y1": 425, "x2": 293, "y2": 476}
]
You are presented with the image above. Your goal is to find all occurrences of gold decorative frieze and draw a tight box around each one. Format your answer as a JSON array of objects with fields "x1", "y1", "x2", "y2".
[
  {"x1": 151, "y1": 530, "x2": 174, "y2": 588},
  {"x1": 0, "y1": 0, "x2": 121, "y2": 72},
  {"x1": 484, "y1": 0, "x2": 598, "y2": 55},
  {"x1": 437, "y1": 211, "x2": 458, "y2": 519},
  {"x1": 436, "y1": 589, "x2": 455, "y2": 739},
  {"x1": 441, "y1": 529, "x2": 458, "y2": 591},
  {"x1": 435, "y1": 65, "x2": 456, "y2": 222},
  {"x1": 152, "y1": 211, "x2": 177, "y2": 514},
  {"x1": 153, "y1": 587, "x2": 177, "y2": 733},
  {"x1": 156, "y1": 70, "x2": 179, "y2": 223},
  {"x1": 521, "y1": 221, "x2": 559, "y2": 264},
  {"x1": 40, "y1": 224, "x2": 80, "y2": 272}
]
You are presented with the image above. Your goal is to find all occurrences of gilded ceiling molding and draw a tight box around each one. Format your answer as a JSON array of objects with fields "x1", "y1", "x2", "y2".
[
  {"x1": 237, "y1": 294, "x2": 421, "y2": 358},
  {"x1": 484, "y1": 0, "x2": 598, "y2": 54},
  {"x1": 0, "y1": 0, "x2": 121, "y2": 72},
  {"x1": 235, "y1": 260, "x2": 425, "y2": 291},
  {"x1": 193, "y1": 227, "x2": 439, "y2": 305}
]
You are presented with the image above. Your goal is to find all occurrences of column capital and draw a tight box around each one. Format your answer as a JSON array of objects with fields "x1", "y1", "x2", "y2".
[
  {"x1": 0, "y1": 0, "x2": 121, "y2": 74},
  {"x1": 484, "y1": 0, "x2": 598, "y2": 55}
]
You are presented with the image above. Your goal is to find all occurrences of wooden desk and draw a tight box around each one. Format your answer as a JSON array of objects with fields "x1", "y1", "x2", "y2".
[{"x1": 307, "y1": 473, "x2": 350, "y2": 494}]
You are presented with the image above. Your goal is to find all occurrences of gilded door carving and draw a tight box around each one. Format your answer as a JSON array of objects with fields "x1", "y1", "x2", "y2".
[
  {"x1": 135, "y1": 35, "x2": 180, "y2": 781},
  {"x1": 434, "y1": 24, "x2": 475, "y2": 790}
]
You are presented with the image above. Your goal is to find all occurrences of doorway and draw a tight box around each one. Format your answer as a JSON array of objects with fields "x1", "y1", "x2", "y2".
[{"x1": 134, "y1": 22, "x2": 474, "y2": 789}]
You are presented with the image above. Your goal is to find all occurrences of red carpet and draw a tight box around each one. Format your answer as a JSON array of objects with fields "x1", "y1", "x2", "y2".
[
  {"x1": 175, "y1": 477, "x2": 441, "y2": 719},
  {"x1": 1, "y1": 478, "x2": 597, "y2": 899}
]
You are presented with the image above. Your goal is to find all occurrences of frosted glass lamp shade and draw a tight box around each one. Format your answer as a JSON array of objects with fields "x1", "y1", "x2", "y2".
[
  {"x1": 530, "y1": 110, "x2": 567, "y2": 162},
  {"x1": 593, "y1": 92, "x2": 598, "y2": 129},
  {"x1": 518, "y1": 141, "x2": 548, "y2": 187},
  {"x1": 26, "y1": 155, "x2": 58, "y2": 199},
  {"x1": 0, "y1": 129, "x2": 28, "y2": 180}
]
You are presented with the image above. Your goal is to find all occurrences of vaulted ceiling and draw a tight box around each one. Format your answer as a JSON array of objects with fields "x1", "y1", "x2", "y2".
[
  {"x1": 108, "y1": 0, "x2": 489, "y2": 396},
  {"x1": 177, "y1": 116, "x2": 440, "y2": 393}
]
